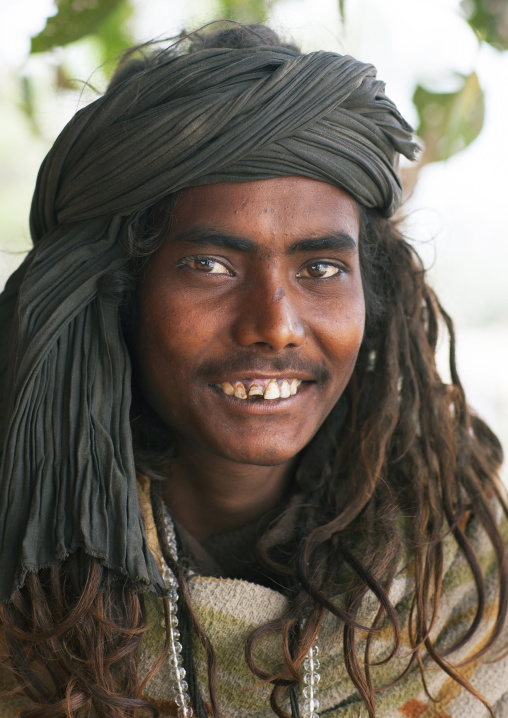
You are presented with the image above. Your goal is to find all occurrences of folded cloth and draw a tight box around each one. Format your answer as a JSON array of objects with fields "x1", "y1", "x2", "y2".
[
  {"x1": 136, "y1": 477, "x2": 508, "y2": 718},
  {"x1": 0, "y1": 42, "x2": 417, "y2": 603}
]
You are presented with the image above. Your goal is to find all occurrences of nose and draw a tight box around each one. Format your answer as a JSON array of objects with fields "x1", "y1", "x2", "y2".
[{"x1": 231, "y1": 283, "x2": 305, "y2": 351}]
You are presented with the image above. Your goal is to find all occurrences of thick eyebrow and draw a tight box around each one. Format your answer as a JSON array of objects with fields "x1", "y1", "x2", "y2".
[
  {"x1": 288, "y1": 233, "x2": 357, "y2": 254},
  {"x1": 172, "y1": 228, "x2": 257, "y2": 252},
  {"x1": 172, "y1": 227, "x2": 357, "y2": 254}
]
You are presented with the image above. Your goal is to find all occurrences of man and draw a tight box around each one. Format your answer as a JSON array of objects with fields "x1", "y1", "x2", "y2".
[
  {"x1": 0, "y1": 23, "x2": 506, "y2": 718},
  {"x1": 135, "y1": 179, "x2": 364, "y2": 544}
]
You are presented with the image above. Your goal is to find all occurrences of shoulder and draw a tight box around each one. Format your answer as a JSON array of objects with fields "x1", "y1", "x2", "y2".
[
  {"x1": 321, "y1": 499, "x2": 508, "y2": 717},
  {"x1": 391, "y1": 498, "x2": 508, "y2": 717}
]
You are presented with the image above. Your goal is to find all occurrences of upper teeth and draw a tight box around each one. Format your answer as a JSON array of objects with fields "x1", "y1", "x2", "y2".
[{"x1": 220, "y1": 378, "x2": 302, "y2": 400}]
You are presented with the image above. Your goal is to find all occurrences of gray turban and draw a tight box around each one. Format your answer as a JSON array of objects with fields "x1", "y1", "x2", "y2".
[{"x1": 0, "y1": 44, "x2": 418, "y2": 602}]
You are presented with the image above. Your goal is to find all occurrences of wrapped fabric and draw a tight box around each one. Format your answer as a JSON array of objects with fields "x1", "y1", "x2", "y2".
[{"x1": 0, "y1": 42, "x2": 418, "y2": 602}]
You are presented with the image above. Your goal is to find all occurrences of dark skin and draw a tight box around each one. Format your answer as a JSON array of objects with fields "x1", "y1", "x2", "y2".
[{"x1": 135, "y1": 177, "x2": 365, "y2": 540}]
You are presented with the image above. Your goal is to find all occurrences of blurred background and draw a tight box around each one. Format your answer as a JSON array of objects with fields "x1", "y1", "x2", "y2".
[{"x1": 1, "y1": 0, "x2": 507, "y2": 481}]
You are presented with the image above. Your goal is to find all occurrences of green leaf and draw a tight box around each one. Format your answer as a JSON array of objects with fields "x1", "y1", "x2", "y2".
[
  {"x1": 215, "y1": 0, "x2": 269, "y2": 24},
  {"x1": 461, "y1": 0, "x2": 508, "y2": 51},
  {"x1": 413, "y1": 72, "x2": 485, "y2": 163},
  {"x1": 92, "y1": 0, "x2": 134, "y2": 70},
  {"x1": 18, "y1": 76, "x2": 40, "y2": 136},
  {"x1": 338, "y1": 0, "x2": 346, "y2": 25},
  {"x1": 30, "y1": 0, "x2": 128, "y2": 54}
]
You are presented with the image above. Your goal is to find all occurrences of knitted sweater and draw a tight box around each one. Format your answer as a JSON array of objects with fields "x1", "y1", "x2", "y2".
[
  {"x1": 1, "y1": 478, "x2": 508, "y2": 716},
  {"x1": 137, "y1": 479, "x2": 508, "y2": 717}
]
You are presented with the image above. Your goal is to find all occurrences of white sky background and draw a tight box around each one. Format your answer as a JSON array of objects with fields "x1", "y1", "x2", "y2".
[{"x1": 1, "y1": 0, "x2": 507, "y2": 478}]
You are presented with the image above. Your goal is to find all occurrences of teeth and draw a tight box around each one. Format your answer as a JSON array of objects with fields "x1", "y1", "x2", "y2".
[
  {"x1": 233, "y1": 382, "x2": 247, "y2": 399},
  {"x1": 263, "y1": 379, "x2": 280, "y2": 400},
  {"x1": 280, "y1": 379, "x2": 291, "y2": 398},
  {"x1": 248, "y1": 383, "x2": 264, "y2": 398},
  {"x1": 220, "y1": 379, "x2": 304, "y2": 399},
  {"x1": 222, "y1": 382, "x2": 235, "y2": 396}
]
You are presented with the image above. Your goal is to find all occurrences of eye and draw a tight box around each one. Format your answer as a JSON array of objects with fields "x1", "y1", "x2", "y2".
[
  {"x1": 298, "y1": 262, "x2": 342, "y2": 279},
  {"x1": 179, "y1": 256, "x2": 231, "y2": 274}
]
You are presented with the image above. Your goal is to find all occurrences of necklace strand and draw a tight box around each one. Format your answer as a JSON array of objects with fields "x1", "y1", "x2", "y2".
[
  {"x1": 302, "y1": 639, "x2": 320, "y2": 718},
  {"x1": 161, "y1": 507, "x2": 319, "y2": 717},
  {"x1": 162, "y1": 509, "x2": 193, "y2": 717}
]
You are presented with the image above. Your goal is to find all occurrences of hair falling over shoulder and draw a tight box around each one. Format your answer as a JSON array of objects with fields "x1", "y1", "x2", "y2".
[{"x1": 0, "y1": 552, "x2": 161, "y2": 717}]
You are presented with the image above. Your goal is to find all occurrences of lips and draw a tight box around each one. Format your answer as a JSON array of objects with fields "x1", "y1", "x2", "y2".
[{"x1": 218, "y1": 378, "x2": 303, "y2": 400}]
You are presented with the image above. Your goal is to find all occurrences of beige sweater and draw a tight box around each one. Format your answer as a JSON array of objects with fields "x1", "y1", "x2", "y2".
[
  {"x1": 137, "y1": 478, "x2": 508, "y2": 717},
  {"x1": 1, "y1": 478, "x2": 508, "y2": 716}
]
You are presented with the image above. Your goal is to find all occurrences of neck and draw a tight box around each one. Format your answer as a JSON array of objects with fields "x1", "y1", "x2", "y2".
[{"x1": 160, "y1": 445, "x2": 295, "y2": 541}]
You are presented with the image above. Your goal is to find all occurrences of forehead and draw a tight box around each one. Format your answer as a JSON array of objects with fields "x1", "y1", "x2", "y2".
[{"x1": 169, "y1": 177, "x2": 360, "y2": 245}]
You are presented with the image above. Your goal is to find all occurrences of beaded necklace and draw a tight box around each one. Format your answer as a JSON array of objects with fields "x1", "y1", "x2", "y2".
[{"x1": 161, "y1": 507, "x2": 320, "y2": 718}]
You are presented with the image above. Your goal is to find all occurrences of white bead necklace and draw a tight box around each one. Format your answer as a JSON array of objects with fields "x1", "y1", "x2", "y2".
[
  {"x1": 161, "y1": 509, "x2": 193, "y2": 718},
  {"x1": 302, "y1": 640, "x2": 320, "y2": 718},
  {"x1": 161, "y1": 507, "x2": 320, "y2": 718}
]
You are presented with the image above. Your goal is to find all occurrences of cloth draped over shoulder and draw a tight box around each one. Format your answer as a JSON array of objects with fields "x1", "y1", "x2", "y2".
[
  {"x1": 0, "y1": 41, "x2": 418, "y2": 603},
  {"x1": 135, "y1": 479, "x2": 508, "y2": 718},
  {"x1": 1, "y1": 476, "x2": 507, "y2": 717}
]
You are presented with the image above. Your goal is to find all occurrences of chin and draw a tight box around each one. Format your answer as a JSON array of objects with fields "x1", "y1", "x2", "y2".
[{"x1": 212, "y1": 440, "x2": 301, "y2": 467}]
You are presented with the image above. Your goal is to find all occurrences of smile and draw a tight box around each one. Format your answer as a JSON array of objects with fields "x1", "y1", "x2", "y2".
[{"x1": 217, "y1": 378, "x2": 303, "y2": 400}]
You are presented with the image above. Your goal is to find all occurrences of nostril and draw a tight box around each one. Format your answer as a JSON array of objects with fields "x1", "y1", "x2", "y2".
[{"x1": 231, "y1": 295, "x2": 305, "y2": 350}]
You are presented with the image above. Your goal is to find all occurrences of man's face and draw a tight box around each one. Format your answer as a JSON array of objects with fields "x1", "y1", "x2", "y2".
[{"x1": 135, "y1": 177, "x2": 365, "y2": 466}]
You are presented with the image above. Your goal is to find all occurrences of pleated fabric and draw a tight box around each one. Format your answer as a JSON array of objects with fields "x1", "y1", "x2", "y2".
[{"x1": 0, "y1": 44, "x2": 418, "y2": 602}]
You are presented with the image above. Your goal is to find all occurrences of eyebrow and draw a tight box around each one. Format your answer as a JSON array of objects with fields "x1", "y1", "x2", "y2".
[
  {"x1": 173, "y1": 228, "x2": 256, "y2": 252},
  {"x1": 172, "y1": 228, "x2": 358, "y2": 254},
  {"x1": 288, "y1": 234, "x2": 357, "y2": 254}
]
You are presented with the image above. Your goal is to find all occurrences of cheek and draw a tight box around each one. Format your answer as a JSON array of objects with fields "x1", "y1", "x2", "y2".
[
  {"x1": 135, "y1": 292, "x2": 183, "y2": 398},
  {"x1": 139, "y1": 289, "x2": 217, "y2": 364},
  {"x1": 135, "y1": 298, "x2": 195, "y2": 425},
  {"x1": 319, "y1": 293, "x2": 366, "y2": 364}
]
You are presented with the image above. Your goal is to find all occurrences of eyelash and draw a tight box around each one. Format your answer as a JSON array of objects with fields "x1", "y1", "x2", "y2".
[
  {"x1": 176, "y1": 255, "x2": 233, "y2": 275},
  {"x1": 176, "y1": 255, "x2": 346, "y2": 279},
  {"x1": 296, "y1": 262, "x2": 345, "y2": 279}
]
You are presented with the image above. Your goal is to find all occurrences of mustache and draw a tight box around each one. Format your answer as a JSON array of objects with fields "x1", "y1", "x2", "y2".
[{"x1": 197, "y1": 352, "x2": 331, "y2": 383}]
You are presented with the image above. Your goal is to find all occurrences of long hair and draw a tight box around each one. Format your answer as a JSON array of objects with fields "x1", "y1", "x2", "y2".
[{"x1": 1, "y1": 23, "x2": 506, "y2": 718}]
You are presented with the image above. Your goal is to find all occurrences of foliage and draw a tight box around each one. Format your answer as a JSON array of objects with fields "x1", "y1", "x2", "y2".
[
  {"x1": 461, "y1": 0, "x2": 508, "y2": 50},
  {"x1": 339, "y1": 0, "x2": 345, "y2": 24},
  {"x1": 31, "y1": 0, "x2": 134, "y2": 70},
  {"x1": 413, "y1": 72, "x2": 485, "y2": 163},
  {"x1": 216, "y1": 0, "x2": 270, "y2": 23},
  {"x1": 20, "y1": 0, "x2": 508, "y2": 168},
  {"x1": 399, "y1": 0, "x2": 507, "y2": 168},
  {"x1": 18, "y1": 76, "x2": 39, "y2": 135}
]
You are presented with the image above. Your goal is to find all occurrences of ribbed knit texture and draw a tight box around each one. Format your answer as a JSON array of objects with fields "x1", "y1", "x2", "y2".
[{"x1": 136, "y1": 478, "x2": 508, "y2": 717}]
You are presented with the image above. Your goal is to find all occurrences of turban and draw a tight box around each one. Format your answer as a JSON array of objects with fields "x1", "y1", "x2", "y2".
[{"x1": 0, "y1": 43, "x2": 418, "y2": 602}]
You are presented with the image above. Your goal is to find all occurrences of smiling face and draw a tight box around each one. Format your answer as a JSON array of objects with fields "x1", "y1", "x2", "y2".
[{"x1": 135, "y1": 177, "x2": 365, "y2": 467}]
